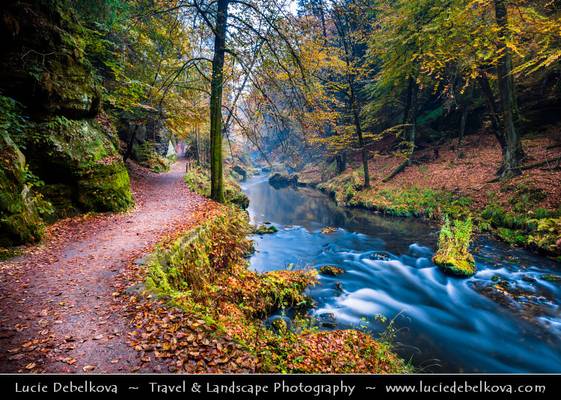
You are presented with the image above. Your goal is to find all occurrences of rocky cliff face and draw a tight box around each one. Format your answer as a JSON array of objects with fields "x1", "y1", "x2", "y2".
[
  {"x1": 121, "y1": 115, "x2": 176, "y2": 173},
  {"x1": 0, "y1": 0, "x2": 133, "y2": 246}
]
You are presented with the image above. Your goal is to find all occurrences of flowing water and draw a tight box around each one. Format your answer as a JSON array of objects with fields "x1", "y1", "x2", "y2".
[{"x1": 241, "y1": 174, "x2": 561, "y2": 373}]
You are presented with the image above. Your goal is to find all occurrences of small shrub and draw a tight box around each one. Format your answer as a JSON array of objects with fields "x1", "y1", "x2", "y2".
[{"x1": 528, "y1": 218, "x2": 561, "y2": 255}]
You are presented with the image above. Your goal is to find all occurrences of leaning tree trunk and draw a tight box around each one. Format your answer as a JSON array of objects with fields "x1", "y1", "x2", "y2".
[
  {"x1": 209, "y1": 0, "x2": 228, "y2": 203},
  {"x1": 494, "y1": 0, "x2": 524, "y2": 177},
  {"x1": 477, "y1": 73, "x2": 509, "y2": 170},
  {"x1": 382, "y1": 76, "x2": 418, "y2": 182}
]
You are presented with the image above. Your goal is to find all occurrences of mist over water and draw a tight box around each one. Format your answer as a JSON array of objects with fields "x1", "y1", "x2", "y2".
[{"x1": 242, "y1": 175, "x2": 561, "y2": 372}]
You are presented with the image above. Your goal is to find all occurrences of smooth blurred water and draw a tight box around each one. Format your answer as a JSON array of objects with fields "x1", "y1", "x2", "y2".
[{"x1": 242, "y1": 175, "x2": 561, "y2": 372}]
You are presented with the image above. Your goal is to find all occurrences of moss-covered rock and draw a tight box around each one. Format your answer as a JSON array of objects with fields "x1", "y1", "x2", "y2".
[
  {"x1": 77, "y1": 161, "x2": 133, "y2": 211},
  {"x1": 37, "y1": 183, "x2": 77, "y2": 222},
  {"x1": 252, "y1": 224, "x2": 278, "y2": 235},
  {"x1": 132, "y1": 141, "x2": 172, "y2": 173},
  {"x1": 433, "y1": 253, "x2": 476, "y2": 277},
  {"x1": 319, "y1": 265, "x2": 345, "y2": 276},
  {"x1": 269, "y1": 173, "x2": 298, "y2": 188},
  {"x1": 29, "y1": 117, "x2": 133, "y2": 212},
  {"x1": 0, "y1": 0, "x2": 101, "y2": 119},
  {"x1": 0, "y1": 132, "x2": 45, "y2": 245},
  {"x1": 433, "y1": 217, "x2": 476, "y2": 277}
]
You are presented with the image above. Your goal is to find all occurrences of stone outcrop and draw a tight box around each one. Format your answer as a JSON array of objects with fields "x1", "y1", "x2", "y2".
[
  {"x1": 0, "y1": 0, "x2": 133, "y2": 245},
  {"x1": 0, "y1": 132, "x2": 46, "y2": 246}
]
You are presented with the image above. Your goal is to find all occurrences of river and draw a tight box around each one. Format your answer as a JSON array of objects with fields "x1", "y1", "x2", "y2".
[{"x1": 241, "y1": 174, "x2": 561, "y2": 373}]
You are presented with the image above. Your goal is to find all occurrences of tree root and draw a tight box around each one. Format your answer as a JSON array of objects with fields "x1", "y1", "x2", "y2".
[
  {"x1": 520, "y1": 156, "x2": 561, "y2": 171},
  {"x1": 382, "y1": 159, "x2": 410, "y2": 183}
]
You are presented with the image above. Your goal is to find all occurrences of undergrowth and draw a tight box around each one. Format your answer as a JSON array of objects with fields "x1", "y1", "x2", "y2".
[
  {"x1": 144, "y1": 206, "x2": 410, "y2": 373},
  {"x1": 318, "y1": 169, "x2": 560, "y2": 259}
]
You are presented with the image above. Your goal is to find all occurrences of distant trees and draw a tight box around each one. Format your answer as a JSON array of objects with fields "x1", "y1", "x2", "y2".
[
  {"x1": 362, "y1": 0, "x2": 561, "y2": 180},
  {"x1": 74, "y1": 0, "x2": 561, "y2": 189}
]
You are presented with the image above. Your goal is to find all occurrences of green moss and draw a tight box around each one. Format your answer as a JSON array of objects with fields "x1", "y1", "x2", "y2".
[
  {"x1": 319, "y1": 265, "x2": 345, "y2": 276},
  {"x1": 184, "y1": 166, "x2": 249, "y2": 209},
  {"x1": 497, "y1": 227, "x2": 527, "y2": 247},
  {"x1": 0, "y1": 131, "x2": 47, "y2": 246},
  {"x1": 481, "y1": 199, "x2": 561, "y2": 255},
  {"x1": 132, "y1": 142, "x2": 171, "y2": 173},
  {"x1": 30, "y1": 117, "x2": 133, "y2": 212},
  {"x1": 77, "y1": 162, "x2": 133, "y2": 211},
  {"x1": 0, "y1": 247, "x2": 23, "y2": 261},
  {"x1": 433, "y1": 217, "x2": 476, "y2": 277},
  {"x1": 252, "y1": 224, "x2": 278, "y2": 234},
  {"x1": 322, "y1": 178, "x2": 472, "y2": 220},
  {"x1": 528, "y1": 218, "x2": 561, "y2": 255},
  {"x1": 38, "y1": 183, "x2": 78, "y2": 222},
  {"x1": 146, "y1": 207, "x2": 254, "y2": 297}
]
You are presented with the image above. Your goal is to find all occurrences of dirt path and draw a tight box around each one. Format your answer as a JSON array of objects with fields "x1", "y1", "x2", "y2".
[{"x1": 0, "y1": 159, "x2": 213, "y2": 372}]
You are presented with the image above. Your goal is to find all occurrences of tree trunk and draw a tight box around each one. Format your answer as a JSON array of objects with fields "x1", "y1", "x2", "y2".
[
  {"x1": 477, "y1": 73, "x2": 508, "y2": 169},
  {"x1": 195, "y1": 126, "x2": 200, "y2": 165},
  {"x1": 123, "y1": 125, "x2": 137, "y2": 162},
  {"x1": 209, "y1": 0, "x2": 228, "y2": 202},
  {"x1": 402, "y1": 77, "x2": 413, "y2": 128},
  {"x1": 477, "y1": 73, "x2": 502, "y2": 134},
  {"x1": 382, "y1": 76, "x2": 417, "y2": 182},
  {"x1": 458, "y1": 105, "x2": 468, "y2": 146},
  {"x1": 349, "y1": 86, "x2": 369, "y2": 188},
  {"x1": 493, "y1": 0, "x2": 524, "y2": 177},
  {"x1": 336, "y1": 152, "x2": 346, "y2": 174},
  {"x1": 407, "y1": 80, "x2": 418, "y2": 166}
]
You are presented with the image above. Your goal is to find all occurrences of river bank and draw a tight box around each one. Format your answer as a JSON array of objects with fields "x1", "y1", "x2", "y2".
[
  {"x1": 285, "y1": 133, "x2": 561, "y2": 261},
  {"x1": 243, "y1": 173, "x2": 561, "y2": 372},
  {"x1": 128, "y1": 205, "x2": 410, "y2": 373}
]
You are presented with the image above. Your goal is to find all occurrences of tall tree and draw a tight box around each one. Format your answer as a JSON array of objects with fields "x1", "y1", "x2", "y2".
[
  {"x1": 209, "y1": 0, "x2": 229, "y2": 202},
  {"x1": 493, "y1": 0, "x2": 524, "y2": 177}
]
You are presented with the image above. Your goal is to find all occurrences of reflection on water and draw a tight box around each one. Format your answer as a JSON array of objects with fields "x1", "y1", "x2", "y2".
[{"x1": 242, "y1": 175, "x2": 561, "y2": 372}]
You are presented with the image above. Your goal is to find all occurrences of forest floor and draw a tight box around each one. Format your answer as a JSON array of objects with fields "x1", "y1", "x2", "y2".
[
  {"x1": 301, "y1": 128, "x2": 561, "y2": 210},
  {"x1": 0, "y1": 159, "x2": 216, "y2": 372},
  {"x1": 298, "y1": 128, "x2": 561, "y2": 256}
]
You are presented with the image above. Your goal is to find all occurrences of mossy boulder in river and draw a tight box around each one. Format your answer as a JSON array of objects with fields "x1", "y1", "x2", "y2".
[
  {"x1": 433, "y1": 217, "x2": 476, "y2": 277},
  {"x1": 0, "y1": 132, "x2": 46, "y2": 245},
  {"x1": 319, "y1": 265, "x2": 345, "y2": 276},
  {"x1": 433, "y1": 252, "x2": 476, "y2": 277},
  {"x1": 28, "y1": 118, "x2": 133, "y2": 212},
  {"x1": 253, "y1": 224, "x2": 278, "y2": 235}
]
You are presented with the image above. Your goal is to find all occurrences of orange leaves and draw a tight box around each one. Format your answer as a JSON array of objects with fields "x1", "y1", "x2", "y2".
[{"x1": 124, "y1": 293, "x2": 258, "y2": 373}]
